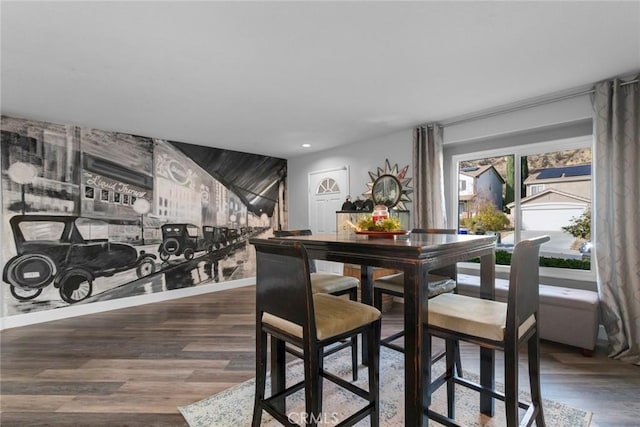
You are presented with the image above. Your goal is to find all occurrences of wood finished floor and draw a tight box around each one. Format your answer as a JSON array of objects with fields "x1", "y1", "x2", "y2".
[{"x1": 1, "y1": 285, "x2": 638, "y2": 426}]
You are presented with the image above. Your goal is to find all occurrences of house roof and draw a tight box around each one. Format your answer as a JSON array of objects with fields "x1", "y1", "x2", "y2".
[
  {"x1": 459, "y1": 164, "x2": 505, "y2": 183},
  {"x1": 506, "y1": 188, "x2": 590, "y2": 209}
]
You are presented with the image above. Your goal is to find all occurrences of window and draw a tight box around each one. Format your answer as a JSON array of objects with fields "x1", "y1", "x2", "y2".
[
  {"x1": 529, "y1": 184, "x2": 544, "y2": 195},
  {"x1": 451, "y1": 136, "x2": 592, "y2": 273},
  {"x1": 75, "y1": 218, "x2": 109, "y2": 240},
  {"x1": 100, "y1": 189, "x2": 110, "y2": 202},
  {"x1": 84, "y1": 186, "x2": 94, "y2": 199},
  {"x1": 317, "y1": 178, "x2": 340, "y2": 195},
  {"x1": 186, "y1": 225, "x2": 199, "y2": 237},
  {"x1": 113, "y1": 193, "x2": 121, "y2": 204},
  {"x1": 122, "y1": 194, "x2": 130, "y2": 205},
  {"x1": 19, "y1": 221, "x2": 65, "y2": 241}
]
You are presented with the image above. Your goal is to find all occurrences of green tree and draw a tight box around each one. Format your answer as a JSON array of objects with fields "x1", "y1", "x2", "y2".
[
  {"x1": 460, "y1": 202, "x2": 511, "y2": 233},
  {"x1": 562, "y1": 208, "x2": 591, "y2": 240},
  {"x1": 521, "y1": 156, "x2": 529, "y2": 198},
  {"x1": 505, "y1": 155, "x2": 514, "y2": 210}
]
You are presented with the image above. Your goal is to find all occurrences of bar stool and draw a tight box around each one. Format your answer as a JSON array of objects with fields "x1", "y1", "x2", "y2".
[
  {"x1": 252, "y1": 239, "x2": 381, "y2": 427},
  {"x1": 274, "y1": 229, "x2": 360, "y2": 379},
  {"x1": 425, "y1": 235, "x2": 550, "y2": 427}
]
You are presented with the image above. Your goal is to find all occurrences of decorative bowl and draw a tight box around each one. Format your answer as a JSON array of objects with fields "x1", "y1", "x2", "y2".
[{"x1": 355, "y1": 230, "x2": 408, "y2": 239}]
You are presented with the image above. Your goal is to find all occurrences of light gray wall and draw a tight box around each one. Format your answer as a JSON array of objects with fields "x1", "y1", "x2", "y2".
[
  {"x1": 442, "y1": 95, "x2": 592, "y2": 145},
  {"x1": 287, "y1": 129, "x2": 412, "y2": 229},
  {"x1": 289, "y1": 94, "x2": 594, "y2": 229}
]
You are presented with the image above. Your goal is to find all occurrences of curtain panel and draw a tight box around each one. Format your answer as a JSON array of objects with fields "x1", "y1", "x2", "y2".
[
  {"x1": 412, "y1": 125, "x2": 447, "y2": 229},
  {"x1": 592, "y1": 74, "x2": 640, "y2": 364}
]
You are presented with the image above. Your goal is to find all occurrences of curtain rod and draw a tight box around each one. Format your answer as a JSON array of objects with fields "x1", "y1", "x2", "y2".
[{"x1": 435, "y1": 78, "x2": 638, "y2": 129}]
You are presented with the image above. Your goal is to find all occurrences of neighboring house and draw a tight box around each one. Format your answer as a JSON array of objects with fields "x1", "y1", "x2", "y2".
[
  {"x1": 524, "y1": 164, "x2": 591, "y2": 199},
  {"x1": 458, "y1": 165, "x2": 505, "y2": 218},
  {"x1": 507, "y1": 164, "x2": 592, "y2": 231},
  {"x1": 508, "y1": 188, "x2": 590, "y2": 231}
]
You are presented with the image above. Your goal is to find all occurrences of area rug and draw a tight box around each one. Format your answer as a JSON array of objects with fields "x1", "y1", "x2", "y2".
[{"x1": 179, "y1": 347, "x2": 592, "y2": 426}]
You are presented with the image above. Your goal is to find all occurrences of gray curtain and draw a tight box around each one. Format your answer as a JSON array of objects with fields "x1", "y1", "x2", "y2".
[
  {"x1": 592, "y1": 75, "x2": 640, "y2": 365},
  {"x1": 412, "y1": 125, "x2": 447, "y2": 229}
]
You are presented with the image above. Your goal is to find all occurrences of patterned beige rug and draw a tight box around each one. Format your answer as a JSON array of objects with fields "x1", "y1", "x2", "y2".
[{"x1": 179, "y1": 347, "x2": 592, "y2": 426}]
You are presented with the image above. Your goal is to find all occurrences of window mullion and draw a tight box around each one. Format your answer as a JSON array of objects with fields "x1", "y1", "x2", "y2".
[{"x1": 514, "y1": 153, "x2": 521, "y2": 244}]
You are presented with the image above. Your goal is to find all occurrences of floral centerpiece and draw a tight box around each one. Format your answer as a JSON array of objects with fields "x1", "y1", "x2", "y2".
[{"x1": 356, "y1": 215, "x2": 401, "y2": 232}]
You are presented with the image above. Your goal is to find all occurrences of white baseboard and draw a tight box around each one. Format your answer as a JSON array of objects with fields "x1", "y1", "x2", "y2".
[{"x1": 0, "y1": 278, "x2": 255, "y2": 330}]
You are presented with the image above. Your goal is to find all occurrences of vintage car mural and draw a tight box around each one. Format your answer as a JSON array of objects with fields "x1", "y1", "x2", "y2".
[
  {"x1": 157, "y1": 224, "x2": 248, "y2": 261},
  {"x1": 3, "y1": 215, "x2": 157, "y2": 303},
  {"x1": 205, "y1": 226, "x2": 230, "y2": 250},
  {"x1": 158, "y1": 223, "x2": 211, "y2": 261}
]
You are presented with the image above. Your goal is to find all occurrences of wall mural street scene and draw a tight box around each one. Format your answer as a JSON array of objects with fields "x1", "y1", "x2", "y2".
[{"x1": 1, "y1": 116, "x2": 287, "y2": 316}]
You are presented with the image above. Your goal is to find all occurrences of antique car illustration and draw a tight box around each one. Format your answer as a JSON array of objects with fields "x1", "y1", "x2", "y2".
[
  {"x1": 3, "y1": 215, "x2": 157, "y2": 304},
  {"x1": 158, "y1": 223, "x2": 213, "y2": 261},
  {"x1": 227, "y1": 228, "x2": 240, "y2": 243},
  {"x1": 204, "y1": 226, "x2": 229, "y2": 250}
]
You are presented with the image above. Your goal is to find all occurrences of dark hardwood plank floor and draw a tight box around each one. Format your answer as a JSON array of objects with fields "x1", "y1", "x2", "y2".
[{"x1": 1, "y1": 285, "x2": 638, "y2": 426}]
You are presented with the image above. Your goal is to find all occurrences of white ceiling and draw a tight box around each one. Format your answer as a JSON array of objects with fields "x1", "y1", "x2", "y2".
[{"x1": 2, "y1": 1, "x2": 639, "y2": 159}]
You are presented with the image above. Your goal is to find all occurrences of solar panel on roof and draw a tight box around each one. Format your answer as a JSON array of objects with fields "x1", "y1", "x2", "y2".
[
  {"x1": 536, "y1": 164, "x2": 591, "y2": 179},
  {"x1": 564, "y1": 164, "x2": 591, "y2": 177},
  {"x1": 537, "y1": 169, "x2": 563, "y2": 179}
]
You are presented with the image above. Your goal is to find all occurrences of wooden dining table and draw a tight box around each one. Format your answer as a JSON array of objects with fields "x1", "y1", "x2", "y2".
[{"x1": 265, "y1": 231, "x2": 497, "y2": 426}]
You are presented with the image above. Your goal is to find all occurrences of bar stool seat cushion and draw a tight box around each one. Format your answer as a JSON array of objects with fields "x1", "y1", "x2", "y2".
[
  {"x1": 427, "y1": 293, "x2": 536, "y2": 342},
  {"x1": 374, "y1": 273, "x2": 456, "y2": 297},
  {"x1": 311, "y1": 273, "x2": 359, "y2": 294},
  {"x1": 263, "y1": 293, "x2": 381, "y2": 340}
]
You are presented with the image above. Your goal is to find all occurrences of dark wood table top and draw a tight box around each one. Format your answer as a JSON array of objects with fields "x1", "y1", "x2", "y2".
[{"x1": 254, "y1": 232, "x2": 496, "y2": 267}]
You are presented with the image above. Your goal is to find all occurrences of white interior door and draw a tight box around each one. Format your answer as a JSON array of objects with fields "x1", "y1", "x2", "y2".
[{"x1": 308, "y1": 166, "x2": 348, "y2": 273}]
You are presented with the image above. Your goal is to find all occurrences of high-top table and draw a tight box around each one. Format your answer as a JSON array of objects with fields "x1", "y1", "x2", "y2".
[{"x1": 262, "y1": 232, "x2": 496, "y2": 426}]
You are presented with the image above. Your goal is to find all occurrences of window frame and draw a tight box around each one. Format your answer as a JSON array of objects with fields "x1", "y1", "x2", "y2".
[
  {"x1": 449, "y1": 134, "x2": 595, "y2": 283},
  {"x1": 528, "y1": 184, "x2": 545, "y2": 195}
]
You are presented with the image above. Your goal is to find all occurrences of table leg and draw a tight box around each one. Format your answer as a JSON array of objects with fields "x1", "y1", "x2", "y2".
[
  {"x1": 479, "y1": 250, "x2": 496, "y2": 416},
  {"x1": 404, "y1": 266, "x2": 427, "y2": 426},
  {"x1": 360, "y1": 265, "x2": 374, "y2": 366}
]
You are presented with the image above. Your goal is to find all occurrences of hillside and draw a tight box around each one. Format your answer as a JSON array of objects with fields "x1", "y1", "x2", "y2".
[{"x1": 459, "y1": 148, "x2": 591, "y2": 180}]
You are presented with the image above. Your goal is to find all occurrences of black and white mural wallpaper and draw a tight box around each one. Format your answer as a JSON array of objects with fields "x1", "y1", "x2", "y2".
[{"x1": 1, "y1": 116, "x2": 287, "y2": 316}]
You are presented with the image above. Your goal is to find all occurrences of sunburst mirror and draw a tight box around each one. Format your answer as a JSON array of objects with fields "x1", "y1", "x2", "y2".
[{"x1": 362, "y1": 159, "x2": 412, "y2": 210}]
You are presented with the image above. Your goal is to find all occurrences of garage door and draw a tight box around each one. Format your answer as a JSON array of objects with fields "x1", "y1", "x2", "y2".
[{"x1": 521, "y1": 203, "x2": 587, "y2": 231}]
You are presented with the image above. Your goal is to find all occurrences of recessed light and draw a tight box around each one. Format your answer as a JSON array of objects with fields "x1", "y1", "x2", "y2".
[{"x1": 301, "y1": 143, "x2": 311, "y2": 148}]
